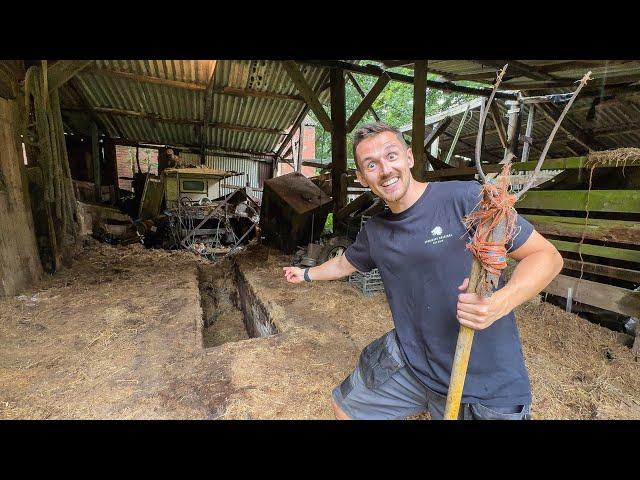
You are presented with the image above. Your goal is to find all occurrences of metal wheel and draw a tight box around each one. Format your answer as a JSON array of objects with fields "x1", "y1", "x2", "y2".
[{"x1": 318, "y1": 237, "x2": 352, "y2": 264}]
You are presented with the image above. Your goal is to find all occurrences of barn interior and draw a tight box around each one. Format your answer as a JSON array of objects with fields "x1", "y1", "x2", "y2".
[{"x1": 0, "y1": 59, "x2": 639, "y2": 419}]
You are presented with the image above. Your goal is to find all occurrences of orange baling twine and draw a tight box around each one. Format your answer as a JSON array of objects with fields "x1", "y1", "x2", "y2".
[{"x1": 463, "y1": 163, "x2": 517, "y2": 277}]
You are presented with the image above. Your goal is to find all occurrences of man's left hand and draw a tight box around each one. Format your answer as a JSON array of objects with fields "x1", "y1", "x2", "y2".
[{"x1": 456, "y1": 278, "x2": 511, "y2": 330}]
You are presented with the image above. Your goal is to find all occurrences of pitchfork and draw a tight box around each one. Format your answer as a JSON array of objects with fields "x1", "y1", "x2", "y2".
[{"x1": 443, "y1": 65, "x2": 592, "y2": 419}]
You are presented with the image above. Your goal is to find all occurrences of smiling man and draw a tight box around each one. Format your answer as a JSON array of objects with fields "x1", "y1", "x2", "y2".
[{"x1": 283, "y1": 122, "x2": 563, "y2": 420}]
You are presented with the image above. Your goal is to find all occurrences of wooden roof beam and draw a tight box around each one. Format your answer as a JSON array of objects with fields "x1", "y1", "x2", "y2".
[
  {"x1": 298, "y1": 60, "x2": 518, "y2": 100},
  {"x1": 201, "y1": 60, "x2": 218, "y2": 160},
  {"x1": 62, "y1": 106, "x2": 285, "y2": 135},
  {"x1": 88, "y1": 68, "x2": 206, "y2": 90},
  {"x1": 535, "y1": 100, "x2": 604, "y2": 151},
  {"x1": 220, "y1": 86, "x2": 304, "y2": 102},
  {"x1": 424, "y1": 117, "x2": 452, "y2": 149},
  {"x1": 274, "y1": 73, "x2": 331, "y2": 160},
  {"x1": 475, "y1": 60, "x2": 555, "y2": 81},
  {"x1": 114, "y1": 139, "x2": 274, "y2": 159},
  {"x1": 346, "y1": 72, "x2": 380, "y2": 122},
  {"x1": 346, "y1": 73, "x2": 389, "y2": 132},
  {"x1": 48, "y1": 60, "x2": 94, "y2": 92},
  {"x1": 490, "y1": 103, "x2": 508, "y2": 149},
  {"x1": 440, "y1": 129, "x2": 503, "y2": 161},
  {"x1": 282, "y1": 61, "x2": 333, "y2": 132},
  {"x1": 535, "y1": 60, "x2": 626, "y2": 73},
  {"x1": 380, "y1": 60, "x2": 414, "y2": 69},
  {"x1": 67, "y1": 78, "x2": 120, "y2": 138},
  {"x1": 87, "y1": 67, "x2": 305, "y2": 101}
]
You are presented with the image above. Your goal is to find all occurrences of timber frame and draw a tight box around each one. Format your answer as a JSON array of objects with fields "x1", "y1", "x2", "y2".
[{"x1": 9, "y1": 59, "x2": 640, "y2": 321}]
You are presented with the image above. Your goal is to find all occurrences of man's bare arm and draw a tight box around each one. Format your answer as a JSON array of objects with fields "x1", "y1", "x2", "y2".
[
  {"x1": 456, "y1": 230, "x2": 564, "y2": 330},
  {"x1": 283, "y1": 254, "x2": 358, "y2": 284}
]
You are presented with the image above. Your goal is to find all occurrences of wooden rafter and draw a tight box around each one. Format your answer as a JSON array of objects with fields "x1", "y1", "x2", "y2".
[
  {"x1": 282, "y1": 61, "x2": 333, "y2": 132},
  {"x1": 87, "y1": 67, "x2": 305, "y2": 102},
  {"x1": 346, "y1": 72, "x2": 381, "y2": 122},
  {"x1": 274, "y1": 76, "x2": 331, "y2": 162},
  {"x1": 380, "y1": 60, "x2": 414, "y2": 69},
  {"x1": 220, "y1": 86, "x2": 304, "y2": 102},
  {"x1": 490, "y1": 103, "x2": 508, "y2": 149},
  {"x1": 88, "y1": 68, "x2": 206, "y2": 90},
  {"x1": 428, "y1": 68, "x2": 497, "y2": 83},
  {"x1": 475, "y1": 60, "x2": 554, "y2": 81},
  {"x1": 534, "y1": 100, "x2": 604, "y2": 150},
  {"x1": 115, "y1": 138, "x2": 274, "y2": 159},
  {"x1": 201, "y1": 60, "x2": 218, "y2": 160},
  {"x1": 276, "y1": 106, "x2": 310, "y2": 160},
  {"x1": 298, "y1": 60, "x2": 518, "y2": 100},
  {"x1": 535, "y1": 60, "x2": 617, "y2": 73},
  {"x1": 440, "y1": 129, "x2": 502, "y2": 161},
  {"x1": 346, "y1": 73, "x2": 389, "y2": 132},
  {"x1": 47, "y1": 60, "x2": 94, "y2": 92},
  {"x1": 67, "y1": 78, "x2": 120, "y2": 138},
  {"x1": 61, "y1": 106, "x2": 284, "y2": 135},
  {"x1": 424, "y1": 117, "x2": 452, "y2": 149},
  {"x1": 399, "y1": 98, "x2": 485, "y2": 133}
]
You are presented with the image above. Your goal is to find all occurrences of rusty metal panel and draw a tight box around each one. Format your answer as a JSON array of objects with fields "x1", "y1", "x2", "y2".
[
  {"x1": 259, "y1": 172, "x2": 332, "y2": 253},
  {"x1": 138, "y1": 174, "x2": 164, "y2": 220}
]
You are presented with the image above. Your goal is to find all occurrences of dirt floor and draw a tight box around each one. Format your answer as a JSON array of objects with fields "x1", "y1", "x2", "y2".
[{"x1": 1, "y1": 238, "x2": 639, "y2": 419}]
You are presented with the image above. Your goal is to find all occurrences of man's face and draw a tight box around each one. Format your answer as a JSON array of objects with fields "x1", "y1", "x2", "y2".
[{"x1": 355, "y1": 131, "x2": 415, "y2": 205}]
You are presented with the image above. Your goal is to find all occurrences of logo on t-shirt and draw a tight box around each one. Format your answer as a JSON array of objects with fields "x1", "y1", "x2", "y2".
[{"x1": 425, "y1": 225, "x2": 453, "y2": 245}]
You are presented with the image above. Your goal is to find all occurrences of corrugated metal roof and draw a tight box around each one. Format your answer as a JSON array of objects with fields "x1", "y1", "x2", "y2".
[
  {"x1": 400, "y1": 60, "x2": 640, "y2": 160},
  {"x1": 427, "y1": 60, "x2": 640, "y2": 83},
  {"x1": 60, "y1": 60, "x2": 330, "y2": 158},
  {"x1": 59, "y1": 60, "x2": 640, "y2": 168},
  {"x1": 405, "y1": 93, "x2": 640, "y2": 162}
]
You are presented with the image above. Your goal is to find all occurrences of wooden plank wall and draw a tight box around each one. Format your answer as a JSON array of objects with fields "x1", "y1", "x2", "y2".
[{"x1": 427, "y1": 156, "x2": 640, "y2": 317}]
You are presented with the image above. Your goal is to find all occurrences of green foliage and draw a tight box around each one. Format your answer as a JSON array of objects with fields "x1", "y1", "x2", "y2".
[
  {"x1": 309, "y1": 61, "x2": 476, "y2": 162},
  {"x1": 323, "y1": 213, "x2": 334, "y2": 234}
]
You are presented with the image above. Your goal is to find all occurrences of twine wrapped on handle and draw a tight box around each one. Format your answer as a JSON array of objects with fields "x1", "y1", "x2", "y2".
[{"x1": 463, "y1": 163, "x2": 517, "y2": 279}]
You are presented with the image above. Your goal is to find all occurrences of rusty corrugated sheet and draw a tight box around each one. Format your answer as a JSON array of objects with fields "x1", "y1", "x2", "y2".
[{"x1": 63, "y1": 60, "x2": 329, "y2": 158}]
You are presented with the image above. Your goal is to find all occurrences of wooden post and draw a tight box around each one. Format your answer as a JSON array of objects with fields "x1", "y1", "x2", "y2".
[
  {"x1": 479, "y1": 98, "x2": 488, "y2": 164},
  {"x1": 411, "y1": 61, "x2": 428, "y2": 180},
  {"x1": 330, "y1": 68, "x2": 347, "y2": 213},
  {"x1": 296, "y1": 125, "x2": 303, "y2": 173},
  {"x1": 429, "y1": 135, "x2": 439, "y2": 170},
  {"x1": 505, "y1": 100, "x2": 523, "y2": 159},
  {"x1": 521, "y1": 105, "x2": 535, "y2": 163},
  {"x1": 91, "y1": 122, "x2": 101, "y2": 202}
]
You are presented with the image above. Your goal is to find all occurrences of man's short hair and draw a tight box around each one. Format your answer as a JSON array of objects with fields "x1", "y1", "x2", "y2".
[{"x1": 352, "y1": 122, "x2": 408, "y2": 170}]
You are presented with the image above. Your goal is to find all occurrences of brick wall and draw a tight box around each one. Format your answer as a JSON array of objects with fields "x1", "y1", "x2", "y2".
[
  {"x1": 278, "y1": 124, "x2": 316, "y2": 177},
  {"x1": 116, "y1": 146, "x2": 159, "y2": 191}
]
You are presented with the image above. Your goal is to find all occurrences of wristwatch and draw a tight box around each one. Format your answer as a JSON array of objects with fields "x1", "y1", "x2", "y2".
[{"x1": 303, "y1": 268, "x2": 311, "y2": 282}]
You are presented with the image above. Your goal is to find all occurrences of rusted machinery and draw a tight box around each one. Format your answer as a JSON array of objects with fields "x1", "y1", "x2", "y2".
[{"x1": 259, "y1": 172, "x2": 332, "y2": 254}]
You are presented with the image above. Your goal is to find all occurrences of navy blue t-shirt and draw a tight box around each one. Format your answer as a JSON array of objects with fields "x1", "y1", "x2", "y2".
[{"x1": 344, "y1": 180, "x2": 535, "y2": 407}]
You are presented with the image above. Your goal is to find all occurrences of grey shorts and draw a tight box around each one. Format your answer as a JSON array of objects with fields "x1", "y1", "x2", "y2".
[{"x1": 331, "y1": 330, "x2": 531, "y2": 420}]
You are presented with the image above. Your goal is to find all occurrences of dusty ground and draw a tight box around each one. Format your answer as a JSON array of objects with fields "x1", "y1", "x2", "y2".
[{"x1": 0, "y1": 238, "x2": 638, "y2": 419}]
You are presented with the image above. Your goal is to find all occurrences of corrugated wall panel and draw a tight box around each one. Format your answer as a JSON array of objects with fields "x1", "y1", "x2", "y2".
[{"x1": 204, "y1": 155, "x2": 267, "y2": 201}]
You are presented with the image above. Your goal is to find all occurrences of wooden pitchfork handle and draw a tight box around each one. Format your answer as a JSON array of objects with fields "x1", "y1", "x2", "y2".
[
  {"x1": 444, "y1": 218, "x2": 506, "y2": 420},
  {"x1": 443, "y1": 257, "x2": 483, "y2": 419}
]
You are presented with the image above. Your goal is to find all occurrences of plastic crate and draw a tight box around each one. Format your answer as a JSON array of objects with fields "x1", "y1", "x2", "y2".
[{"x1": 348, "y1": 268, "x2": 385, "y2": 296}]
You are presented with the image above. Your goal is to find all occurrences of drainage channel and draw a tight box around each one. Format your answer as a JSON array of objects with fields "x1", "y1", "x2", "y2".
[{"x1": 198, "y1": 260, "x2": 279, "y2": 348}]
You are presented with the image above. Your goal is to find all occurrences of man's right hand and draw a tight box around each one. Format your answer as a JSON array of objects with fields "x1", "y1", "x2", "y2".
[{"x1": 283, "y1": 266, "x2": 306, "y2": 283}]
